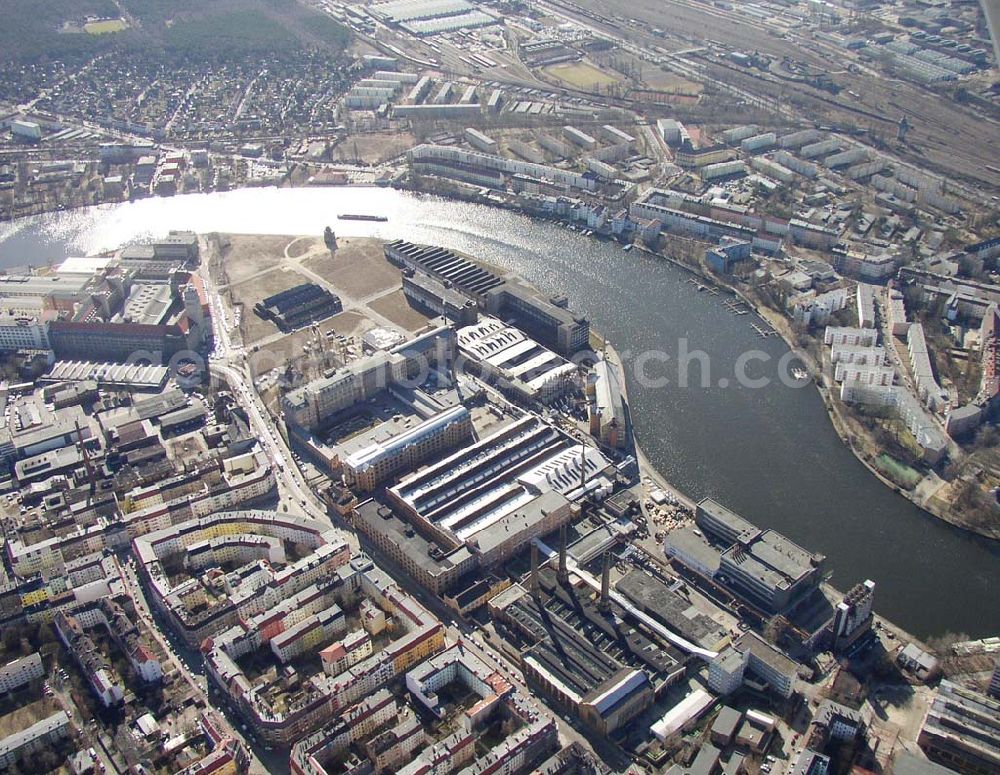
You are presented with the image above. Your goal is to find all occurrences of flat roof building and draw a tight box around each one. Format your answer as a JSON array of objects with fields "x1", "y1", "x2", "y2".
[
  {"x1": 711, "y1": 706, "x2": 743, "y2": 747},
  {"x1": 918, "y1": 680, "x2": 1000, "y2": 773},
  {"x1": 694, "y1": 499, "x2": 825, "y2": 613},
  {"x1": 0, "y1": 711, "x2": 71, "y2": 770},
  {"x1": 0, "y1": 652, "x2": 43, "y2": 693},
  {"x1": 341, "y1": 406, "x2": 473, "y2": 491},
  {"x1": 616, "y1": 569, "x2": 728, "y2": 651}
]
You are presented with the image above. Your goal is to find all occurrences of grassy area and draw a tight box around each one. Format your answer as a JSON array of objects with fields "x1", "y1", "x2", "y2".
[
  {"x1": 543, "y1": 60, "x2": 620, "y2": 89},
  {"x1": 84, "y1": 18, "x2": 129, "y2": 34},
  {"x1": 873, "y1": 453, "x2": 923, "y2": 489},
  {"x1": 641, "y1": 67, "x2": 703, "y2": 95}
]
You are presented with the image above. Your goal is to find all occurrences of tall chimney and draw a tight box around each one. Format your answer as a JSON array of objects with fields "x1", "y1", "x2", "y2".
[
  {"x1": 557, "y1": 524, "x2": 569, "y2": 584},
  {"x1": 598, "y1": 551, "x2": 611, "y2": 613}
]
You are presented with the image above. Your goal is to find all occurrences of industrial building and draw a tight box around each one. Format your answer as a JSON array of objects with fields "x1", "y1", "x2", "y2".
[
  {"x1": 918, "y1": 680, "x2": 1000, "y2": 774},
  {"x1": 489, "y1": 576, "x2": 685, "y2": 735},
  {"x1": 387, "y1": 241, "x2": 590, "y2": 355},
  {"x1": 718, "y1": 528, "x2": 825, "y2": 614},
  {"x1": 666, "y1": 499, "x2": 827, "y2": 614},
  {"x1": 456, "y1": 316, "x2": 578, "y2": 404},
  {"x1": 587, "y1": 357, "x2": 627, "y2": 448},
  {"x1": 42, "y1": 360, "x2": 170, "y2": 390},
  {"x1": 368, "y1": 0, "x2": 497, "y2": 35},
  {"x1": 708, "y1": 632, "x2": 800, "y2": 699},
  {"x1": 401, "y1": 270, "x2": 479, "y2": 325},
  {"x1": 387, "y1": 415, "x2": 612, "y2": 567},
  {"x1": 253, "y1": 282, "x2": 343, "y2": 332},
  {"x1": 484, "y1": 281, "x2": 590, "y2": 356},
  {"x1": 385, "y1": 240, "x2": 504, "y2": 302},
  {"x1": 353, "y1": 499, "x2": 477, "y2": 595},
  {"x1": 282, "y1": 326, "x2": 455, "y2": 431},
  {"x1": 616, "y1": 570, "x2": 728, "y2": 651},
  {"x1": 340, "y1": 405, "x2": 474, "y2": 491}
]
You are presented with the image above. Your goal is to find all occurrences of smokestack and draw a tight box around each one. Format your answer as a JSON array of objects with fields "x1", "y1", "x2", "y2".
[
  {"x1": 598, "y1": 552, "x2": 611, "y2": 613},
  {"x1": 557, "y1": 524, "x2": 568, "y2": 584},
  {"x1": 530, "y1": 540, "x2": 540, "y2": 596},
  {"x1": 579, "y1": 444, "x2": 586, "y2": 491}
]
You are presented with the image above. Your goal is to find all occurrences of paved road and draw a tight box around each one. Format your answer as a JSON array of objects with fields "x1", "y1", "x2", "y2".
[
  {"x1": 200, "y1": 252, "x2": 358, "y2": 539},
  {"x1": 197, "y1": 243, "x2": 615, "y2": 763}
]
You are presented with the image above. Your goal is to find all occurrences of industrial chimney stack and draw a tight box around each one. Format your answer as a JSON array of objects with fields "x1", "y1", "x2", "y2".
[{"x1": 598, "y1": 552, "x2": 611, "y2": 613}]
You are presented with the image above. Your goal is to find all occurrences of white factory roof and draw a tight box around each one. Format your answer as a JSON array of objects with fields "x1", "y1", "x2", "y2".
[
  {"x1": 56, "y1": 255, "x2": 117, "y2": 274},
  {"x1": 650, "y1": 690, "x2": 715, "y2": 741}
]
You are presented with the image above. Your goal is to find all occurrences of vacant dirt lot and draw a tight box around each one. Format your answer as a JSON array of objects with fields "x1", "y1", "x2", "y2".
[
  {"x1": 233, "y1": 266, "x2": 313, "y2": 344},
  {"x1": 286, "y1": 236, "x2": 322, "y2": 259},
  {"x1": 332, "y1": 132, "x2": 417, "y2": 164},
  {"x1": 302, "y1": 237, "x2": 401, "y2": 299},
  {"x1": 213, "y1": 234, "x2": 290, "y2": 287},
  {"x1": 368, "y1": 289, "x2": 433, "y2": 332},
  {"x1": 248, "y1": 310, "x2": 371, "y2": 374}
]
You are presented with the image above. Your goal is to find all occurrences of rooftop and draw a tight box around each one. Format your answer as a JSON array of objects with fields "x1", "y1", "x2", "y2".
[
  {"x1": 921, "y1": 680, "x2": 1000, "y2": 765},
  {"x1": 615, "y1": 569, "x2": 727, "y2": 649}
]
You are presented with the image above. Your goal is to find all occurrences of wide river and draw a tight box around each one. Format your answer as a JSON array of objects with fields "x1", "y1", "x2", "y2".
[{"x1": 1, "y1": 187, "x2": 997, "y2": 639}]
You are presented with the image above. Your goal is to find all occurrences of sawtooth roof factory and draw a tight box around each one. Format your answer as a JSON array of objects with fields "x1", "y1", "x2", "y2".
[{"x1": 385, "y1": 414, "x2": 614, "y2": 568}]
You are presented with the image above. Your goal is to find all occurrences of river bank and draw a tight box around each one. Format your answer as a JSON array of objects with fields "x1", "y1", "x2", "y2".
[
  {"x1": 603, "y1": 337, "x2": 935, "y2": 656},
  {"x1": 627, "y1": 239, "x2": 999, "y2": 543},
  {"x1": 4, "y1": 185, "x2": 998, "y2": 637}
]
